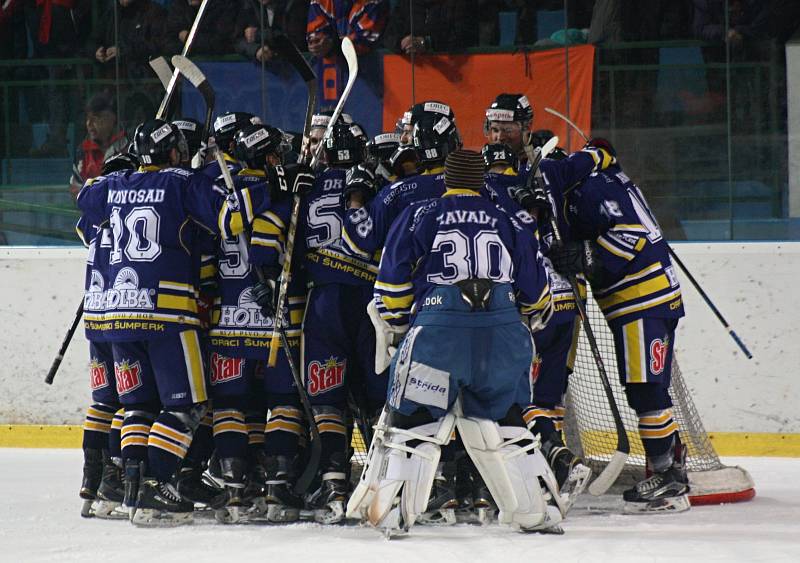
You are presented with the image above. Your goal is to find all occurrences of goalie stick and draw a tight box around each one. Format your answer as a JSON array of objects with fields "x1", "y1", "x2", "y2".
[
  {"x1": 523, "y1": 135, "x2": 630, "y2": 496},
  {"x1": 545, "y1": 107, "x2": 753, "y2": 359},
  {"x1": 174, "y1": 53, "x2": 322, "y2": 494},
  {"x1": 155, "y1": 0, "x2": 210, "y2": 120},
  {"x1": 267, "y1": 36, "x2": 357, "y2": 368}
]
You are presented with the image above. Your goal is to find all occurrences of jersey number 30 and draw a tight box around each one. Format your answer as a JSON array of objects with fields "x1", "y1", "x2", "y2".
[{"x1": 427, "y1": 229, "x2": 513, "y2": 284}]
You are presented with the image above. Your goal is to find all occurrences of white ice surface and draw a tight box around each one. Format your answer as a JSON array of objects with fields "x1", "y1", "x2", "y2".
[{"x1": 1, "y1": 449, "x2": 798, "y2": 562}]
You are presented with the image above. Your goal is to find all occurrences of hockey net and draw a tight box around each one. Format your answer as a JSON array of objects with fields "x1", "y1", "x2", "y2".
[{"x1": 563, "y1": 291, "x2": 755, "y2": 504}]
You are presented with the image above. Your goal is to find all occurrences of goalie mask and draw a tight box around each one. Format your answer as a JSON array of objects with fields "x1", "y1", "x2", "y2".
[
  {"x1": 324, "y1": 121, "x2": 367, "y2": 167},
  {"x1": 412, "y1": 112, "x2": 462, "y2": 165},
  {"x1": 234, "y1": 124, "x2": 287, "y2": 170},
  {"x1": 132, "y1": 119, "x2": 189, "y2": 166}
]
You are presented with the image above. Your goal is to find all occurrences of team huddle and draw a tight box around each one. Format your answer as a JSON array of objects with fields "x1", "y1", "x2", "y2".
[{"x1": 75, "y1": 92, "x2": 688, "y2": 535}]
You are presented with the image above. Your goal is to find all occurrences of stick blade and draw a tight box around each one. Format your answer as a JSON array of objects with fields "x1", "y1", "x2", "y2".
[
  {"x1": 341, "y1": 37, "x2": 359, "y2": 78},
  {"x1": 149, "y1": 57, "x2": 173, "y2": 90},
  {"x1": 171, "y1": 55, "x2": 205, "y2": 88},
  {"x1": 588, "y1": 450, "x2": 629, "y2": 496}
]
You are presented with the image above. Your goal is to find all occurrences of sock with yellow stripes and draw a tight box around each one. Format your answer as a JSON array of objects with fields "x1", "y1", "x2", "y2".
[
  {"x1": 264, "y1": 405, "x2": 305, "y2": 458},
  {"x1": 82, "y1": 403, "x2": 117, "y2": 450},
  {"x1": 148, "y1": 411, "x2": 195, "y2": 482},
  {"x1": 184, "y1": 411, "x2": 214, "y2": 467},
  {"x1": 637, "y1": 409, "x2": 679, "y2": 473},
  {"x1": 121, "y1": 408, "x2": 156, "y2": 465},
  {"x1": 245, "y1": 411, "x2": 267, "y2": 462},
  {"x1": 109, "y1": 408, "x2": 124, "y2": 459},
  {"x1": 312, "y1": 406, "x2": 347, "y2": 474},
  {"x1": 522, "y1": 403, "x2": 565, "y2": 443}
]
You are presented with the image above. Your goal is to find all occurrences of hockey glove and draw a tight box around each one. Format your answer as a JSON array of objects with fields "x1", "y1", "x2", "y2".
[
  {"x1": 344, "y1": 163, "x2": 377, "y2": 206},
  {"x1": 510, "y1": 178, "x2": 551, "y2": 221},
  {"x1": 582, "y1": 138, "x2": 617, "y2": 171},
  {"x1": 549, "y1": 240, "x2": 585, "y2": 277},
  {"x1": 251, "y1": 267, "x2": 281, "y2": 318},
  {"x1": 270, "y1": 163, "x2": 315, "y2": 194}
]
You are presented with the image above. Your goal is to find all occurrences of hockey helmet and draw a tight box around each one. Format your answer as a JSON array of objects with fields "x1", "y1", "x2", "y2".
[
  {"x1": 102, "y1": 151, "x2": 140, "y2": 175},
  {"x1": 213, "y1": 111, "x2": 262, "y2": 152},
  {"x1": 172, "y1": 118, "x2": 204, "y2": 157},
  {"x1": 324, "y1": 121, "x2": 367, "y2": 167},
  {"x1": 481, "y1": 143, "x2": 518, "y2": 171},
  {"x1": 132, "y1": 119, "x2": 188, "y2": 166},
  {"x1": 412, "y1": 111, "x2": 462, "y2": 165},
  {"x1": 234, "y1": 124, "x2": 287, "y2": 170},
  {"x1": 484, "y1": 93, "x2": 533, "y2": 132}
]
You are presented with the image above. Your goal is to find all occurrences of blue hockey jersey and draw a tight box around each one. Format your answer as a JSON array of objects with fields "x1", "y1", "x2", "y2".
[
  {"x1": 207, "y1": 169, "x2": 305, "y2": 357},
  {"x1": 566, "y1": 166, "x2": 684, "y2": 326},
  {"x1": 76, "y1": 165, "x2": 269, "y2": 341},
  {"x1": 374, "y1": 190, "x2": 551, "y2": 328},
  {"x1": 342, "y1": 166, "x2": 446, "y2": 259},
  {"x1": 76, "y1": 216, "x2": 113, "y2": 342},
  {"x1": 301, "y1": 167, "x2": 379, "y2": 286}
]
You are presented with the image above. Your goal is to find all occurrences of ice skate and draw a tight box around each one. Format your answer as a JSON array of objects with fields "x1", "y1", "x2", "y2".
[
  {"x1": 79, "y1": 448, "x2": 103, "y2": 518},
  {"x1": 176, "y1": 463, "x2": 226, "y2": 510},
  {"x1": 214, "y1": 457, "x2": 246, "y2": 524},
  {"x1": 132, "y1": 478, "x2": 194, "y2": 527},
  {"x1": 547, "y1": 443, "x2": 591, "y2": 511},
  {"x1": 259, "y1": 456, "x2": 302, "y2": 523},
  {"x1": 624, "y1": 444, "x2": 690, "y2": 514},
  {"x1": 95, "y1": 455, "x2": 128, "y2": 520},
  {"x1": 418, "y1": 466, "x2": 458, "y2": 526},
  {"x1": 308, "y1": 474, "x2": 348, "y2": 524}
]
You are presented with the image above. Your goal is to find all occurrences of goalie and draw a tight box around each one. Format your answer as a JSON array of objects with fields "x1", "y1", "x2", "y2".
[{"x1": 346, "y1": 149, "x2": 567, "y2": 536}]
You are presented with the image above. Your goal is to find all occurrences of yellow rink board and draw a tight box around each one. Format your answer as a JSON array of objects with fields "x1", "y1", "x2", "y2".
[{"x1": 1, "y1": 425, "x2": 798, "y2": 457}]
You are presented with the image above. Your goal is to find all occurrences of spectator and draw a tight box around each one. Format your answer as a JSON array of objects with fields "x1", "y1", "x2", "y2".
[
  {"x1": 91, "y1": 0, "x2": 167, "y2": 80},
  {"x1": 307, "y1": 0, "x2": 388, "y2": 57},
  {"x1": 692, "y1": 0, "x2": 771, "y2": 43},
  {"x1": 165, "y1": 0, "x2": 239, "y2": 56},
  {"x1": 69, "y1": 92, "x2": 129, "y2": 198},
  {"x1": 29, "y1": 0, "x2": 92, "y2": 157},
  {"x1": 382, "y1": 0, "x2": 478, "y2": 54},
  {"x1": 235, "y1": 0, "x2": 310, "y2": 63}
]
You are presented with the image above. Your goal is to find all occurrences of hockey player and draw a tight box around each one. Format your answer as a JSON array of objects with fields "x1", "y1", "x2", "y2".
[
  {"x1": 171, "y1": 117, "x2": 205, "y2": 169},
  {"x1": 364, "y1": 133, "x2": 400, "y2": 188},
  {"x1": 76, "y1": 152, "x2": 141, "y2": 520},
  {"x1": 485, "y1": 93, "x2": 535, "y2": 168},
  {"x1": 204, "y1": 111, "x2": 261, "y2": 179},
  {"x1": 76, "y1": 119, "x2": 276, "y2": 527},
  {"x1": 347, "y1": 149, "x2": 562, "y2": 536},
  {"x1": 548, "y1": 140, "x2": 689, "y2": 513},
  {"x1": 342, "y1": 101, "x2": 461, "y2": 259},
  {"x1": 298, "y1": 119, "x2": 383, "y2": 524},
  {"x1": 205, "y1": 123, "x2": 310, "y2": 524}
]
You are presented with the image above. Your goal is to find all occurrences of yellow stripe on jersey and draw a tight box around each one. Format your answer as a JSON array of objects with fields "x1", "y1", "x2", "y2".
[
  {"x1": 381, "y1": 294, "x2": 414, "y2": 311},
  {"x1": 597, "y1": 235, "x2": 635, "y2": 260},
  {"x1": 253, "y1": 217, "x2": 284, "y2": 237},
  {"x1": 374, "y1": 280, "x2": 414, "y2": 292},
  {"x1": 598, "y1": 263, "x2": 663, "y2": 294},
  {"x1": 341, "y1": 227, "x2": 371, "y2": 259},
  {"x1": 596, "y1": 274, "x2": 670, "y2": 310},
  {"x1": 604, "y1": 289, "x2": 682, "y2": 322},
  {"x1": 200, "y1": 264, "x2": 216, "y2": 279},
  {"x1": 264, "y1": 211, "x2": 286, "y2": 231},
  {"x1": 158, "y1": 280, "x2": 196, "y2": 293},
  {"x1": 157, "y1": 293, "x2": 198, "y2": 313},
  {"x1": 251, "y1": 238, "x2": 282, "y2": 250},
  {"x1": 623, "y1": 319, "x2": 646, "y2": 383},
  {"x1": 180, "y1": 330, "x2": 207, "y2": 403}
]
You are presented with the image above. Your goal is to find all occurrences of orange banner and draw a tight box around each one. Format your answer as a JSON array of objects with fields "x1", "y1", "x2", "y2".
[{"x1": 383, "y1": 45, "x2": 595, "y2": 152}]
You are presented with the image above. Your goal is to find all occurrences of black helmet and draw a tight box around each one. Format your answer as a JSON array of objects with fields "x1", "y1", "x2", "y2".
[
  {"x1": 234, "y1": 124, "x2": 286, "y2": 170},
  {"x1": 410, "y1": 100, "x2": 455, "y2": 125},
  {"x1": 172, "y1": 118, "x2": 204, "y2": 156},
  {"x1": 530, "y1": 129, "x2": 556, "y2": 149},
  {"x1": 412, "y1": 112, "x2": 462, "y2": 165},
  {"x1": 132, "y1": 119, "x2": 188, "y2": 166},
  {"x1": 366, "y1": 133, "x2": 401, "y2": 181},
  {"x1": 102, "y1": 151, "x2": 140, "y2": 175},
  {"x1": 324, "y1": 121, "x2": 367, "y2": 167},
  {"x1": 213, "y1": 111, "x2": 261, "y2": 152},
  {"x1": 481, "y1": 143, "x2": 518, "y2": 171},
  {"x1": 485, "y1": 93, "x2": 533, "y2": 130}
]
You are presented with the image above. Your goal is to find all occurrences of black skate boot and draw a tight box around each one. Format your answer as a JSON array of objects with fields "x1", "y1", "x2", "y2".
[
  {"x1": 79, "y1": 448, "x2": 104, "y2": 518},
  {"x1": 176, "y1": 462, "x2": 226, "y2": 509},
  {"x1": 132, "y1": 478, "x2": 194, "y2": 527},
  {"x1": 308, "y1": 453, "x2": 349, "y2": 524},
  {"x1": 261, "y1": 455, "x2": 304, "y2": 523},
  {"x1": 242, "y1": 451, "x2": 268, "y2": 513},
  {"x1": 623, "y1": 441, "x2": 690, "y2": 514},
  {"x1": 454, "y1": 455, "x2": 474, "y2": 516},
  {"x1": 123, "y1": 459, "x2": 143, "y2": 521},
  {"x1": 215, "y1": 457, "x2": 247, "y2": 524},
  {"x1": 543, "y1": 435, "x2": 592, "y2": 511},
  {"x1": 95, "y1": 453, "x2": 128, "y2": 520},
  {"x1": 471, "y1": 471, "x2": 497, "y2": 525},
  {"x1": 418, "y1": 461, "x2": 458, "y2": 525}
]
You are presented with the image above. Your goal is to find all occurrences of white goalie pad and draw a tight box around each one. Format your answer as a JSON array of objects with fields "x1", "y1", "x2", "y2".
[
  {"x1": 346, "y1": 411, "x2": 457, "y2": 532},
  {"x1": 456, "y1": 417, "x2": 565, "y2": 531}
]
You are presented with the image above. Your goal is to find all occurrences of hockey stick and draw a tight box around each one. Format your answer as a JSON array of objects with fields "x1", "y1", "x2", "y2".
[
  {"x1": 178, "y1": 54, "x2": 322, "y2": 493},
  {"x1": 149, "y1": 56, "x2": 173, "y2": 90},
  {"x1": 524, "y1": 136, "x2": 630, "y2": 495},
  {"x1": 267, "y1": 36, "x2": 356, "y2": 368},
  {"x1": 171, "y1": 55, "x2": 215, "y2": 145},
  {"x1": 155, "y1": 0, "x2": 210, "y2": 120},
  {"x1": 545, "y1": 107, "x2": 753, "y2": 359},
  {"x1": 44, "y1": 300, "x2": 84, "y2": 384}
]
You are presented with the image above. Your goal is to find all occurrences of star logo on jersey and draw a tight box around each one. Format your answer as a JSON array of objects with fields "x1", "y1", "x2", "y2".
[
  {"x1": 650, "y1": 337, "x2": 670, "y2": 376},
  {"x1": 114, "y1": 360, "x2": 143, "y2": 395},
  {"x1": 89, "y1": 358, "x2": 108, "y2": 390},
  {"x1": 307, "y1": 357, "x2": 346, "y2": 396},
  {"x1": 209, "y1": 353, "x2": 245, "y2": 385}
]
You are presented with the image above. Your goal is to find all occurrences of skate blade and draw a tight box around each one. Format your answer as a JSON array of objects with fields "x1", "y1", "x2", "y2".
[
  {"x1": 378, "y1": 507, "x2": 407, "y2": 539},
  {"x1": 215, "y1": 505, "x2": 245, "y2": 524},
  {"x1": 132, "y1": 508, "x2": 193, "y2": 527},
  {"x1": 94, "y1": 501, "x2": 128, "y2": 520},
  {"x1": 561, "y1": 464, "x2": 593, "y2": 512},
  {"x1": 624, "y1": 494, "x2": 691, "y2": 514},
  {"x1": 314, "y1": 501, "x2": 345, "y2": 524},
  {"x1": 417, "y1": 508, "x2": 457, "y2": 526},
  {"x1": 80, "y1": 499, "x2": 96, "y2": 518},
  {"x1": 476, "y1": 506, "x2": 497, "y2": 526},
  {"x1": 266, "y1": 504, "x2": 300, "y2": 523}
]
